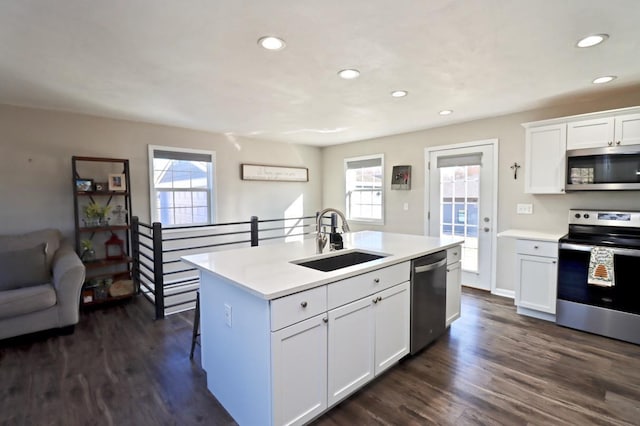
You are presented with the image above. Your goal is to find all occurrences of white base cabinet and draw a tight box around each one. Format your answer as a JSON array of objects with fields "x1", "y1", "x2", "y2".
[
  {"x1": 272, "y1": 314, "x2": 328, "y2": 426},
  {"x1": 327, "y1": 296, "x2": 375, "y2": 406},
  {"x1": 328, "y1": 281, "x2": 410, "y2": 407},
  {"x1": 445, "y1": 246, "x2": 462, "y2": 326},
  {"x1": 514, "y1": 239, "x2": 558, "y2": 321}
]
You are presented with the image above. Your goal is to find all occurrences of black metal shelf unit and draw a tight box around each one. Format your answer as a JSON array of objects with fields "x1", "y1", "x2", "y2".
[{"x1": 72, "y1": 156, "x2": 134, "y2": 306}]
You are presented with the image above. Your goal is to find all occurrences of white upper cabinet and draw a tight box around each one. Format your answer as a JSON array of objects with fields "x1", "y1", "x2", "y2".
[
  {"x1": 524, "y1": 123, "x2": 567, "y2": 194},
  {"x1": 615, "y1": 113, "x2": 640, "y2": 146},
  {"x1": 567, "y1": 112, "x2": 640, "y2": 150},
  {"x1": 567, "y1": 117, "x2": 614, "y2": 150}
]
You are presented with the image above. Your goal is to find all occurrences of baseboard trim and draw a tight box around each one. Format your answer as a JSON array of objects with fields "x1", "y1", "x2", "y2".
[{"x1": 492, "y1": 288, "x2": 515, "y2": 299}]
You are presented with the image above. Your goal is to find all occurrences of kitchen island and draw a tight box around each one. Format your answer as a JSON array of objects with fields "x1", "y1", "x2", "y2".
[{"x1": 182, "y1": 231, "x2": 463, "y2": 426}]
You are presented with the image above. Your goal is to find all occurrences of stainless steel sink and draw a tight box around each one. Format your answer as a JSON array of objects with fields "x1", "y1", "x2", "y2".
[{"x1": 292, "y1": 250, "x2": 388, "y2": 272}]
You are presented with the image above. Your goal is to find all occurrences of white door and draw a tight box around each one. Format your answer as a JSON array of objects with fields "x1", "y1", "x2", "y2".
[
  {"x1": 327, "y1": 297, "x2": 375, "y2": 407},
  {"x1": 373, "y1": 282, "x2": 410, "y2": 375},
  {"x1": 427, "y1": 141, "x2": 496, "y2": 291},
  {"x1": 271, "y1": 314, "x2": 328, "y2": 426}
]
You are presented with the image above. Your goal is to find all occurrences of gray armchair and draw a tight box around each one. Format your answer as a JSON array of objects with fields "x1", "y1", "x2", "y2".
[{"x1": 0, "y1": 229, "x2": 85, "y2": 340}]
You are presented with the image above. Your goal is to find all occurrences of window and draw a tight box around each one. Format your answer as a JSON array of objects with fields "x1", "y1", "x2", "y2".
[
  {"x1": 345, "y1": 154, "x2": 384, "y2": 223},
  {"x1": 439, "y1": 164, "x2": 480, "y2": 272},
  {"x1": 148, "y1": 146, "x2": 216, "y2": 227}
]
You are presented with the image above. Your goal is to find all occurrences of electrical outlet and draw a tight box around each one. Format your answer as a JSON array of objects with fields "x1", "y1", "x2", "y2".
[
  {"x1": 517, "y1": 203, "x2": 533, "y2": 215},
  {"x1": 224, "y1": 303, "x2": 232, "y2": 328},
  {"x1": 403, "y1": 202, "x2": 409, "y2": 211}
]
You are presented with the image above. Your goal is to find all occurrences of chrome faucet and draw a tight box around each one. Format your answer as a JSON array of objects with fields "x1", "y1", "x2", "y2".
[{"x1": 316, "y1": 208, "x2": 351, "y2": 254}]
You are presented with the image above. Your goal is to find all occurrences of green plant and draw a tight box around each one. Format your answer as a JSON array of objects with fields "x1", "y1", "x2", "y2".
[
  {"x1": 80, "y1": 239, "x2": 93, "y2": 251},
  {"x1": 84, "y1": 202, "x2": 112, "y2": 219}
]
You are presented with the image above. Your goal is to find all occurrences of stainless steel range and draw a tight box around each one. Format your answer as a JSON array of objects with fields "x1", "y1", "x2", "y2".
[{"x1": 557, "y1": 210, "x2": 640, "y2": 345}]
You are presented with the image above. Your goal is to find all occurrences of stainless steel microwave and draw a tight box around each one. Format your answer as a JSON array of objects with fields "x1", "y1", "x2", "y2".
[{"x1": 566, "y1": 145, "x2": 640, "y2": 191}]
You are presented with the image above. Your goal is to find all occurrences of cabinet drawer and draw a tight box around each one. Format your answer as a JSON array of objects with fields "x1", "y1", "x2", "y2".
[
  {"x1": 271, "y1": 286, "x2": 327, "y2": 331},
  {"x1": 516, "y1": 239, "x2": 557, "y2": 258},
  {"x1": 328, "y1": 262, "x2": 410, "y2": 310},
  {"x1": 446, "y1": 246, "x2": 461, "y2": 264}
]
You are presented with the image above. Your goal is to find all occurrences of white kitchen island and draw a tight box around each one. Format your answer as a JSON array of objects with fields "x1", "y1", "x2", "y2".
[{"x1": 182, "y1": 231, "x2": 463, "y2": 426}]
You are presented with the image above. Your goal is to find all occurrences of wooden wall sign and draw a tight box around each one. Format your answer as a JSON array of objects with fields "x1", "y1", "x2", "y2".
[{"x1": 241, "y1": 164, "x2": 308, "y2": 182}]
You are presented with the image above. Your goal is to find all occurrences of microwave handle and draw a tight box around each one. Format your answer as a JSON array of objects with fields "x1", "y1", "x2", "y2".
[{"x1": 559, "y1": 243, "x2": 640, "y2": 257}]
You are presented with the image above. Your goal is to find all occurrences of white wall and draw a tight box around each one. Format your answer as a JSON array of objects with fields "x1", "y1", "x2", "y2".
[
  {"x1": 0, "y1": 105, "x2": 323, "y2": 238},
  {"x1": 321, "y1": 86, "x2": 640, "y2": 294}
]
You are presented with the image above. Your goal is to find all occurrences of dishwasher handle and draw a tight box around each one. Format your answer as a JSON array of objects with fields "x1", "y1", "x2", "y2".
[{"x1": 414, "y1": 258, "x2": 447, "y2": 273}]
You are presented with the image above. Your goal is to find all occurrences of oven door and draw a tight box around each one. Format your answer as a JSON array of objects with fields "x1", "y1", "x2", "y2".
[{"x1": 557, "y1": 242, "x2": 640, "y2": 315}]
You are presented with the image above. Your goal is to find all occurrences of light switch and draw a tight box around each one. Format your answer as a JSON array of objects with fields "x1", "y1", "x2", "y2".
[
  {"x1": 517, "y1": 203, "x2": 533, "y2": 214},
  {"x1": 403, "y1": 203, "x2": 409, "y2": 211}
]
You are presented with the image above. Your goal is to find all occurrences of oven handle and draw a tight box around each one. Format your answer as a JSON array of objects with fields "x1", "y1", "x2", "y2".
[{"x1": 559, "y1": 242, "x2": 640, "y2": 257}]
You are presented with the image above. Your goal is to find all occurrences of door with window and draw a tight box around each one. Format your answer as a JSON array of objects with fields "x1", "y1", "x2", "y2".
[{"x1": 426, "y1": 142, "x2": 496, "y2": 291}]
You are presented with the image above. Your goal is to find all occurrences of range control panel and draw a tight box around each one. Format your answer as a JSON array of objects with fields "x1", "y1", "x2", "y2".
[{"x1": 569, "y1": 210, "x2": 640, "y2": 228}]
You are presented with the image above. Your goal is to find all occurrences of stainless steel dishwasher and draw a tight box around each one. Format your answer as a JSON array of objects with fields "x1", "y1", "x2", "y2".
[{"x1": 410, "y1": 250, "x2": 447, "y2": 354}]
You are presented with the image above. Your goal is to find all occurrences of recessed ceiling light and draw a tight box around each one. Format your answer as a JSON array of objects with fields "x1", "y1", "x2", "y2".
[
  {"x1": 576, "y1": 34, "x2": 609, "y2": 48},
  {"x1": 338, "y1": 69, "x2": 360, "y2": 80},
  {"x1": 391, "y1": 90, "x2": 408, "y2": 98},
  {"x1": 592, "y1": 75, "x2": 616, "y2": 84},
  {"x1": 439, "y1": 110, "x2": 453, "y2": 115},
  {"x1": 258, "y1": 36, "x2": 286, "y2": 50}
]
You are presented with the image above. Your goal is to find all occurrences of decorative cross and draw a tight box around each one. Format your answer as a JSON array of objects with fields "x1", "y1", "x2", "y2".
[{"x1": 510, "y1": 162, "x2": 521, "y2": 180}]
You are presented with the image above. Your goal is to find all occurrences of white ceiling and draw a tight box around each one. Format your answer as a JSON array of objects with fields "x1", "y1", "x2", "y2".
[{"x1": 1, "y1": 0, "x2": 639, "y2": 146}]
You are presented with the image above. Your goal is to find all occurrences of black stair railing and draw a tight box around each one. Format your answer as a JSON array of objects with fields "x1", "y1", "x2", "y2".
[{"x1": 132, "y1": 213, "x2": 332, "y2": 319}]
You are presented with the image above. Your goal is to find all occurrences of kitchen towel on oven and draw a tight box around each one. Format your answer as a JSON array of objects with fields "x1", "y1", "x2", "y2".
[{"x1": 588, "y1": 246, "x2": 615, "y2": 287}]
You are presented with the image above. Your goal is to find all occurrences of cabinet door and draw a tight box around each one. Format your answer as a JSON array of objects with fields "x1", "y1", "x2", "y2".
[
  {"x1": 445, "y1": 261, "x2": 462, "y2": 326},
  {"x1": 614, "y1": 113, "x2": 640, "y2": 146},
  {"x1": 327, "y1": 297, "x2": 374, "y2": 407},
  {"x1": 525, "y1": 124, "x2": 567, "y2": 194},
  {"x1": 567, "y1": 117, "x2": 615, "y2": 149},
  {"x1": 374, "y1": 281, "x2": 410, "y2": 376},
  {"x1": 515, "y1": 254, "x2": 557, "y2": 314},
  {"x1": 272, "y1": 314, "x2": 327, "y2": 426}
]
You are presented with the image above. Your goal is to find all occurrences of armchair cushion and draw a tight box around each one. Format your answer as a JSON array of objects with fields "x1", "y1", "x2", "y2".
[
  {"x1": 0, "y1": 243, "x2": 49, "y2": 291},
  {"x1": 0, "y1": 284, "x2": 56, "y2": 320}
]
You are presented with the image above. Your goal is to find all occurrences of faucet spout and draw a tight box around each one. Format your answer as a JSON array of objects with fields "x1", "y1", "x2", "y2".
[{"x1": 316, "y1": 208, "x2": 350, "y2": 254}]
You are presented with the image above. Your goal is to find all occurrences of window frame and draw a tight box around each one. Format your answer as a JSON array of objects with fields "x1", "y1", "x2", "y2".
[
  {"x1": 148, "y1": 145, "x2": 217, "y2": 228},
  {"x1": 344, "y1": 153, "x2": 385, "y2": 225}
]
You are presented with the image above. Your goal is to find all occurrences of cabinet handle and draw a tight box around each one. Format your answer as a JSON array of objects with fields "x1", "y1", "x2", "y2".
[
  {"x1": 322, "y1": 317, "x2": 328, "y2": 323},
  {"x1": 377, "y1": 296, "x2": 382, "y2": 302},
  {"x1": 447, "y1": 268, "x2": 450, "y2": 272},
  {"x1": 608, "y1": 141, "x2": 613, "y2": 146},
  {"x1": 373, "y1": 278, "x2": 380, "y2": 284},
  {"x1": 552, "y1": 260, "x2": 557, "y2": 264},
  {"x1": 372, "y1": 298, "x2": 378, "y2": 304},
  {"x1": 534, "y1": 245, "x2": 539, "y2": 249},
  {"x1": 453, "y1": 252, "x2": 458, "y2": 256},
  {"x1": 300, "y1": 301, "x2": 308, "y2": 308},
  {"x1": 616, "y1": 140, "x2": 621, "y2": 145}
]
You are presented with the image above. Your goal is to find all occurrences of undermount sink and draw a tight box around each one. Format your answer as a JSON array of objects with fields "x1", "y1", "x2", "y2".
[{"x1": 292, "y1": 250, "x2": 388, "y2": 272}]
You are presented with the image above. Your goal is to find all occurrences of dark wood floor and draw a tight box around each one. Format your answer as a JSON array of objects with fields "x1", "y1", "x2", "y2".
[{"x1": 1, "y1": 289, "x2": 639, "y2": 425}]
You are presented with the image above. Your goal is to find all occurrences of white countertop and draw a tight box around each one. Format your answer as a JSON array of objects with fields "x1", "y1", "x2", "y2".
[
  {"x1": 497, "y1": 229, "x2": 566, "y2": 242},
  {"x1": 182, "y1": 231, "x2": 464, "y2": 300}
]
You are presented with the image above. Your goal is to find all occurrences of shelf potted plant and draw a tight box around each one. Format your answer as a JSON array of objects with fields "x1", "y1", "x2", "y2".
[
  {"x1": 83, "y1": 201, "x2": 112, "y2": 227},
  {"x1": 80, "y1": 239, "x2": 95, "y2": 262}
]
